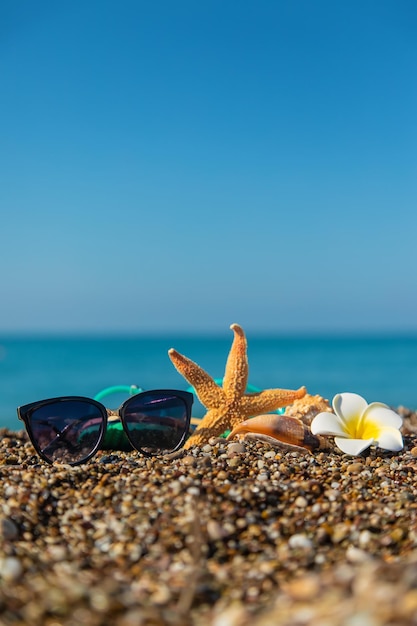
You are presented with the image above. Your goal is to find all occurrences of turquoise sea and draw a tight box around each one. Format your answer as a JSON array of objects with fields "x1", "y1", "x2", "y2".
[{"x1": 0, "y1": 334, "x2": 416, "y2": 431}]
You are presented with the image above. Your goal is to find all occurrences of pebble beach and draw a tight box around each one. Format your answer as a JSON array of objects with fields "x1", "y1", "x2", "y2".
[{"x1": 1, "y1": 406, "x2": 417, "y2": 626}]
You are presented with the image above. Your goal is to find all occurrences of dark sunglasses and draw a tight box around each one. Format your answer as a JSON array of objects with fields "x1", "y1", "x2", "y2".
[{"x1": 17, "y1": 389, "x2": 193, "y2": 465}]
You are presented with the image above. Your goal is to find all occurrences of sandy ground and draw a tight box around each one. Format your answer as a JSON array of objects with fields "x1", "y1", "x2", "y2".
[{"x1": 1, "y1": 406, "x2": 417, "y2": 625}]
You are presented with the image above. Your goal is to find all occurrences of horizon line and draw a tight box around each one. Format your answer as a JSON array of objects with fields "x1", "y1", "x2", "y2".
[{"x1": 1, "y1": 328, "x2": 417, "y2": 340}]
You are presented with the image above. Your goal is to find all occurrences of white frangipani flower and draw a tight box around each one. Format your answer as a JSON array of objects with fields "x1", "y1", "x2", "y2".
[{"x1": 311, "y1": 392, "x2": 403, "y2": 456}]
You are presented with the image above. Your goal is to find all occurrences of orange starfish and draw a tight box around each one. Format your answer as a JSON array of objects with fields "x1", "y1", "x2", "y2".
[{"x1": 168, "y1": 323, "x2": 306, "y2": 448}]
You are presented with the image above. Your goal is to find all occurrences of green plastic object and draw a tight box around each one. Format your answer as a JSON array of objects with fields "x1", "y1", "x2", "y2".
[{"x1": 94, "y1": 384, "x2": 143, "y2": 403}]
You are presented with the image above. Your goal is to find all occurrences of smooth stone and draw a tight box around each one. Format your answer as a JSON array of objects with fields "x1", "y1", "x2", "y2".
[
  {"x1": 0, "y1": 557, "x2": 23, "y2": 582},
  {"x1": 288, "y1": 533, "x2": 313, "y2": 550},
  {"x1": 227, "y1": 442, "x2": 246, "y2": 455},
  {"x1": 1, "y1": 518, "x2": 19, "y2": 540}
]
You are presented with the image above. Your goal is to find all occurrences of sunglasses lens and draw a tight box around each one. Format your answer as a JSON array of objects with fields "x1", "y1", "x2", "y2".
[
  {"x1": 122, "y1": 392, "x2": 190, "y2": 454},
  {"x1": 28, "y1": 400, "x2": 104, "y2": 464}
]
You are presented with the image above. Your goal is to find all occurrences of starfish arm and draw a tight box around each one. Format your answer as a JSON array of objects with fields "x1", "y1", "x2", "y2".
[
  {"x1": 240, "y1": 386, "x2": 307, "y2": 416},
  {"x1": 222, "y1": 323, "x2": 249, "y2": 400},
  {"x1": 168, "y1": 349, "x2": 225, "y2": 409},
  {"x1": 184, "y1": 409, "x2": 230, "y2": 448}
]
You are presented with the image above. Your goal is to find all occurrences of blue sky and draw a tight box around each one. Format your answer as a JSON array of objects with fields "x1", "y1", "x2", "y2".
[{"x1": 1, "y1": 0, "x2": 416, "y2": 334}]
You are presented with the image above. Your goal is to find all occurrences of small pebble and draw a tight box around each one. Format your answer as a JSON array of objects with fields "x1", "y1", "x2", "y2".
[
  {"x1": 284, "y1": 575, "x2": 320, "y2": 600},
  {"x1": 227, "y1": 442, "x2": 246, "y2": 455},
  {"x1": 0, "y1": 557, "x2": 23, "y2": 582},
  {"x1": 294, "y1": 496, "x2": 308, "y2": 508},
  {"x1": 288, "y1": 534, "x2": 313, "y2": 550},
  {"x1": 347, "y1": 462, "x2": 364, "y2": 473},
  {"x1": 0, "y1": 517, "x2": 19, "y2": 540},
  {"x1": 332, "y1": 523, "x2": 351, "y2": 544},
  {"x1": 390, "y1": 527, "x2": 405, "y2": 543},
  {"x1": 359, "y1": 530, "x2": 372, "y2": 548},
  {"x1": 346, "y1": 546, "x2": 371, "y2": 564},
  {"x1": 207, "y1": 519, "x2": 228, "y2": 541},
  {"x1": 4, "y1": 455, "x2": 19, "y2": 465},
  {"x1": 181, "y1": 455, "x2": 196, "y2": 466}
]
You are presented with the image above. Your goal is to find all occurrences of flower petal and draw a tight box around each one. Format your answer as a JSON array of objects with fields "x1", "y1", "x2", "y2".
[
  {"x1": 376, "y1": 426, "x2": 403, "y2": 451},
  {"x1": 311, "y1": 412, "x2": 347, "y2": 437},
  {"x1": 362, "y1": 403, "x2": 403, "y2": 430},
  {"x1": 334, "y1": 437, "x2": 374, "y2": 456},
  {"x1": 333, "y1": 393, "x2": 368, "y2": 424}
]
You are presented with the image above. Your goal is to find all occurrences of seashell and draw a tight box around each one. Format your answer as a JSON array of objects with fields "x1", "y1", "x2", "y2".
[
  {"x1": 227, "y1": 414, "x2": 322, "y2": 451},
  {"x1": 283, "y1": 393, "x2": 332, "y2": 425}
]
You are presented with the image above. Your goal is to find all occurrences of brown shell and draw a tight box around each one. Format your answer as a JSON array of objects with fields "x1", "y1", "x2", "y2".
[{"x1": 227, "y1": 413, "x2": 322, "y2": 451}]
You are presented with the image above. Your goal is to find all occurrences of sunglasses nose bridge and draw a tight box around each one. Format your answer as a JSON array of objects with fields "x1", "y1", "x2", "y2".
[{"x1": 107, "y1": 408, "x2": 121, "y2": 421}]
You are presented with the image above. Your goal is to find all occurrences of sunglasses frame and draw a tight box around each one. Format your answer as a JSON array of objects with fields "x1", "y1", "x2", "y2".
[{"x1": 17, "y1": 389, "x2": 193, "y2": 465}]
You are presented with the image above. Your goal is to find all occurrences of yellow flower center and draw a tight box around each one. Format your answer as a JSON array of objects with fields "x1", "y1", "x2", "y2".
[{"x1": 345, "y1": 413, "x2": 381, "y2": 440}]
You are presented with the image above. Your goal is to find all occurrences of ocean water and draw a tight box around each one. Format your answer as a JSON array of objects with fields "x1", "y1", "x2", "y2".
[{"x1": 0, "y1": 334, "x2": 416, "y2": 431}]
